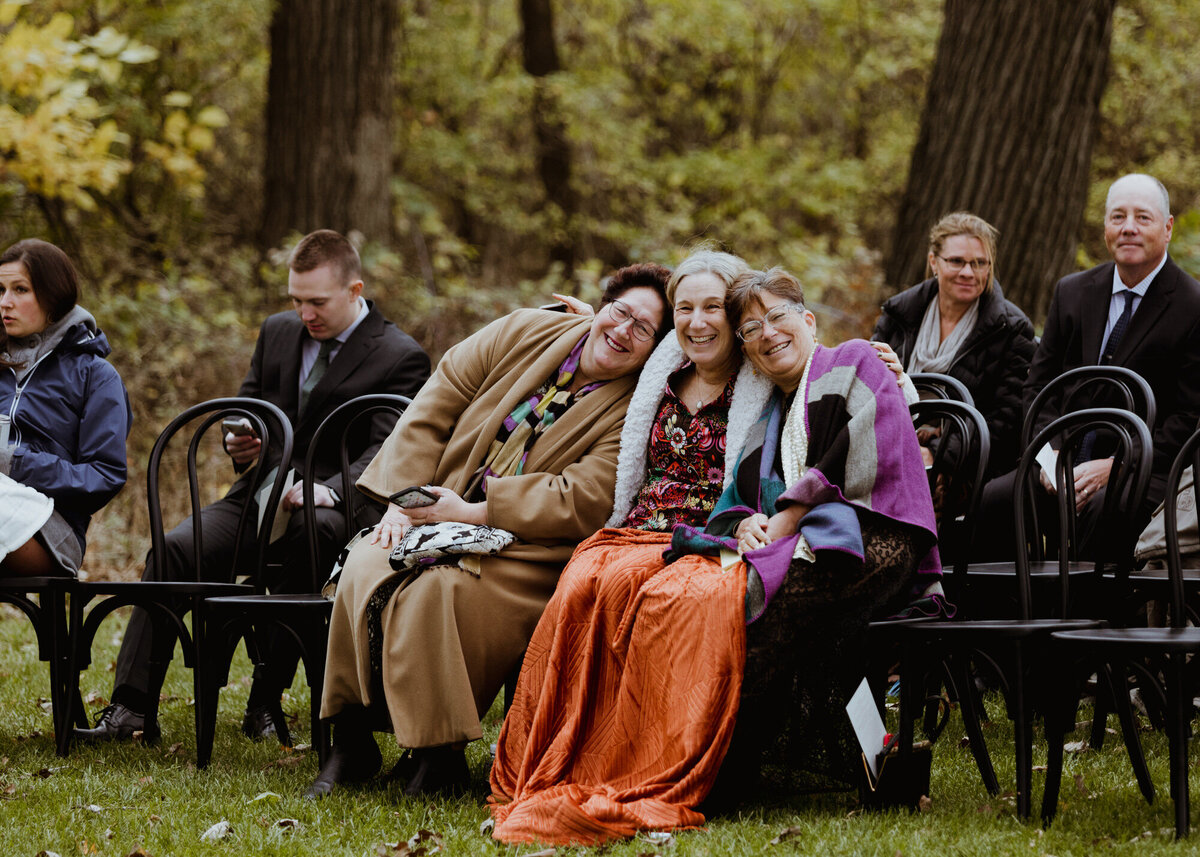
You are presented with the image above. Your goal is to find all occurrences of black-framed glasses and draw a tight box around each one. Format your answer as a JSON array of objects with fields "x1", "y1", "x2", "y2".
[
  {"x1": 608, "y1": 299, "x2": 656, "y2": 342},
  {"x1": 736, "y1": 303, "x2": 801, "y2": 342},
  {"x1": 936, "y1": 255, "x2": 991, "y2": 274}
]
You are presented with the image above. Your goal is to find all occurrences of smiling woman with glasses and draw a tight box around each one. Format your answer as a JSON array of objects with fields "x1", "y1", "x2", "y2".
[{"x1": 871, "y1": 211, "x2": 1036, "y2": 475}]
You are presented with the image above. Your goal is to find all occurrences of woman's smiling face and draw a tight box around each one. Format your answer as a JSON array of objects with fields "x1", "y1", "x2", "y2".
[
  {"x1": 739, "y1": 291, "x2": 818, "y2": 392},
  {"x1": 672, "y1": 272, "x2": 737, "y2": 374}
]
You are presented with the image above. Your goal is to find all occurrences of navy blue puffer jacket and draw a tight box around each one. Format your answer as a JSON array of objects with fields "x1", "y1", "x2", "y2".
[{"x1": 2, "y1": 310, "x2": 132, "y2": 555}]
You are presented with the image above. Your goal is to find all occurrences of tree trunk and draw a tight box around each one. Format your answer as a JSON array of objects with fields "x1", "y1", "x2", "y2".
[
  {"x1": 885, "y1": 0, "x2": 1116, "y2": 323},
  {"x1": 519, "y1": 0, "x2": 576, "y2": 279},
  {"x1": 260, "y1": 0, "x2": 397, "y2": 248}
]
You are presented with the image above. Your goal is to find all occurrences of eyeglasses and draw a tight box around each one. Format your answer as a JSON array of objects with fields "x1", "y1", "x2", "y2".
[
  {"x1": 608, "y1": 299, "x2": 656, "y2": 342},
  {"x1": 936, "y1": 255, "x2": 992, "y2": 274},
  {"x1": 736, "y1": 303, "x2": 802, "y2": 342}
]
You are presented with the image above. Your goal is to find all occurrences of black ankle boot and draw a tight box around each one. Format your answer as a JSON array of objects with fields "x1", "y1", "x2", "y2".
[{"x1": 303, "y1": 707, "x2": 382, "y2": 799}]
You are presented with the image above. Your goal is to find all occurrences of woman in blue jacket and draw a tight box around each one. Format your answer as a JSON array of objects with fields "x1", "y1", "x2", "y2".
[{"x1": 0, "y1": 239, "x2": 132, "y2": 576}]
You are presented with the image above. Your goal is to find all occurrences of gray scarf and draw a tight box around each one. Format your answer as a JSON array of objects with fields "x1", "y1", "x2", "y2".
[
  {"x1": 4, "y1": 305, "x2": 97, "y2": 383},
  {"x1": 905, "y1": 295, "x2": 979, "y2": 375}
]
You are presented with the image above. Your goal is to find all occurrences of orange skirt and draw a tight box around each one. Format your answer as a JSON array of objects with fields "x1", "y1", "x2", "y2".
[{"x1": 489, "y1": 528, "x2": 746, "y2": 845}]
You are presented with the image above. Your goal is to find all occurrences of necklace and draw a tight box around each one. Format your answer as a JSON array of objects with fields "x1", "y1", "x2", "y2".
[{"x1": 690, "y1": 375, "x2": 725, "y2": 412}]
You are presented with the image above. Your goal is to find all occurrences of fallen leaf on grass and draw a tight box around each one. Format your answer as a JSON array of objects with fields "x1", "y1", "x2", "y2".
[
  {"x1": 162, "y1": 742, "x2": 185, "y2": 757},
  {"x1": 1032, "y1": 765, "x2": 1047, "y2": 772},
  {"x1": 519, "y1": 850, "x2": 556, "y2": 857},
  {"x1": 85, "y1": 691, "x2": 108, "y2": 706},
  {"x1": 1074, "y1": 773, "x2": 1088, "y2": 795},
  {"x1": 84, "y1": 804, "x2": 103, "y2": 813},
  {"x1": 35, "y1": 851, "x2": 62, "y2": 857},
  {"x1": 1128, "y1": 831, "x2": 1153, "y2": 842},
  {"x1": 1064, "y1": 741, "x2": 1089, "y2": 754},
  {"x1": 248, "y1": 791, "x2": 281, "y2": 804},
  {"x1": 376, "y1": 829, "x2": 445, "y2": 856},
  {"x1": 918, "y1": 795, "x2": 932, "y2": 812},
  {"x1": 641, "y1": 831, "x2": 674, "y2": 845},
  {"x1": 125, "y1": 848, "x2": 153, "y2": 857},
  {"x1": 18, "y1": 731, "x2": 45, "y2": 741},
  {"x1": 769, "y1": 826, "x2": 805, "y2": 845},
  {"x1": 262, "y1": 755, "x2": 303, "y2": 770},
  {"x1": 478, "y1": 818, "x2": 494, "y2": 836},
  {"x1": 148, "y1": 815, "x2": 162, "y2": 825},
  {"x1": 38, "y1": 698, "x2": 53, "y2": 712},
  {"x1": 105, "y1": 828, "x2": 115, "y2": 839},
  {"x1": 200, "y1": 820, "x2": 233, "y2": 842},
  {"x1": 275, "y1": 819, "x2": 301, "y2": 832},
  {"x1": 138, "y1": 776, "x2": 153, "y2": 785},
  {"x1": 3, "y1": 784, "x2": 17, "y2": 797}
]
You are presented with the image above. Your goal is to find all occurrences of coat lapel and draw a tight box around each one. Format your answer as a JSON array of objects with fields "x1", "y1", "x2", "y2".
[
  {"x1": 297, "y1": 307, "x2": 381, "y2": 430},
  {"x1": 1081, "y1": 264, "x2": 1113, "y2": 364},
  {"x1": 1111, "y1": 258, "x2": 1177, "y2": 365},
  {"x1": 279, "y1": 321, "x2": 306, "y2": 422}
]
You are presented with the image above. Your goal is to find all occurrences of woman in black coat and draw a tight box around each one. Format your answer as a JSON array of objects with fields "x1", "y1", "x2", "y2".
[{"x1": 871, "y1": 212, "x2": 1036, "y2": 475}]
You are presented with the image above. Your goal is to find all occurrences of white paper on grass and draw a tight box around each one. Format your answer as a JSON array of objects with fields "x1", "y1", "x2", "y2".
[{"x1": 846, "y1": 677, "x2": 888, "y2": 781}]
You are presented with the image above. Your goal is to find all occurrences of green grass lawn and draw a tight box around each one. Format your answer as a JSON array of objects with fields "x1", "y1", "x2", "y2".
[{"x1": 1, "y1": 603, "x2": 1195, "y2": 855}]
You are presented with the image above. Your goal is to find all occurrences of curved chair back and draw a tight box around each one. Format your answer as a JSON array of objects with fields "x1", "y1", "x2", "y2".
[
  {"x1": 301, "y1": 393, "x2": 412, "y2": 591},
  {"x1": 1014, "y1": 408, "x2": 1152, "y2": 621},
  {"x1": 909, "y1": 399, "x2": 990, "y2": 579},
  {"x1": 909, "y1": 372, "x2": 975, "y2": 407},
  {"x1": 1163, "y1": 426, "x2": 1200, "y2": 628},
  {"x1": 146, "y1": 398, "x2": 293, "y2": 584},
  {"x1": 1022, "y1": 365, "x2": 1156, "y2": 450}
]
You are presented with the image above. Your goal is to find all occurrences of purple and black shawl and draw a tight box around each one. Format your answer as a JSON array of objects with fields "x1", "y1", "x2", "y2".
[{"x1": 670, "y1": 339, "x2": 947, "y2": 622}]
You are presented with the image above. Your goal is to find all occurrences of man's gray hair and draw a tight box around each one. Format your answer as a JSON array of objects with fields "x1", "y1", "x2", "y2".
[{"x1": 1106, "y1": 173, "x2": 1171, "y2": 219}]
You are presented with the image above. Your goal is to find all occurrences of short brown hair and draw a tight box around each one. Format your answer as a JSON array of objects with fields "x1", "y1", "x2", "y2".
[
  {"x1": 727, "y1": 267, "x2": 806, "y2": 328},
  {"x1": 0, "y1": 238, "x2": 81, "y2": 364},
  {"x1": 925, "y1": 211, "x2": 998, "y2": 291},
  {"x1": 600, "y1": 262, "x2": 674, "y2": 343},
  {"x1": 288, "y1": 229, "x2": 362, "y2": 286}
]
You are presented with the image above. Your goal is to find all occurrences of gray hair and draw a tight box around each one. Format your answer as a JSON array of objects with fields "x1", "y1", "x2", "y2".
[
  {"x1": 1106, "y1": 173, "x2": 1171, "y2": 219},
  {"x1": 665, "y1": 248, "x2": 750, "y2": 304}
]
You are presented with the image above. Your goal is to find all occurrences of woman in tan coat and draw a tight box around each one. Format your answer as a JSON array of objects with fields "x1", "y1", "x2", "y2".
[{"x1": 306, "y1": 264, "x2": 672, "y2": 798}]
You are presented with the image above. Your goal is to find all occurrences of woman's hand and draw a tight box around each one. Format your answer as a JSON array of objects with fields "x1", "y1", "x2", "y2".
[
  {"x1": 1071, "y1": 458, "x2": 1113, "y2": 512},
  {"x1": 735, "y1": 514, "x2": 770, "y2": 553},
  {"x1": 765, "y1": 504, "x2": 809, "y2": 542},
  {"x1": 869, "y1": 341, "x2": 907, "y2": 386},
  {"x1": 402, "y1": 485, "x2": 487, "y2": 527},
  {"x1": 370, "y1": 503, "x2": 412, "y2": 550},
  {"x1": 552, "y1": 293, "x2": 594, "y2": 316}
]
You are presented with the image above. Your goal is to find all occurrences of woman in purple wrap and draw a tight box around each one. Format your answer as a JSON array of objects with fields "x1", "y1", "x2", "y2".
[{"x1": 669, "y1": 266, "x2": 946, "y2": 797}]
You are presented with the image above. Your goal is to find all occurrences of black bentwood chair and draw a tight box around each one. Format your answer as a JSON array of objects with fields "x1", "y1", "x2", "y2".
[
  {"x1": 908, "y1": 372, "x2": 975, "y2": 407},
  {"x1": 198, "y1": 393, "x2": 410, "y2": 768},
  {"x1": 0, "y1": 574, "x2": 75, "y2": 752},
  {"x1": 893, "y1": 408, "x2": 1153, "y2": 819},
  {"x1": 1044, "y1": 425, "x2": 1200, "y2": 838},
  {"x1": 61, "y1": 398, "x2": 291, "y2": 759}
]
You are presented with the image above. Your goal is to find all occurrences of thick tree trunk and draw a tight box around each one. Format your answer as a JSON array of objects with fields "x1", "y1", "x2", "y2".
[
  {"x1": 519, "y1": 0, "x2": 576, "y2": 278},
  {"x1": 885, "y1": 0, "x2": 1116, "y2": 323},
  {"x1": 260, "y1": 0, "x2": 397, "y2": 248}
]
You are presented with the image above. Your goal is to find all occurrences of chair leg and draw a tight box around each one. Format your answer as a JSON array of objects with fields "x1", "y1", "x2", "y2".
[
  {"x1": 1102, "y1": 662, "x2": 1155, "y2": 804},
  {"x1": 300, "y1": 617, "x2": 331, "y2": 767},
  {"x1": 1168, "y1": 654, "x2": 1190, "y2": 839},
  {"x1": 1041, "y1": 660, "x2": 1076, "y2": 825},
  {"x1": 1088, "y1": 672, "x2": 1110, "y2": 751},
  {"x1": 1011, "y1": 648, "x2": 1033, "y2": 820},
  {"x1": 952, "y1": 653, "x2": 1000, "y2": 796}
]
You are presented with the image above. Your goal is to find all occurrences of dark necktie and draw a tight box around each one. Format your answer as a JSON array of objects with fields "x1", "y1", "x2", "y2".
[
  {"x1": 1100, "y1": 289, "x2": 1136, "y2": 365},
  {"x1": 299, "y1": 339, "x2": 334, "y2": 414},
  {"x1": 1080, "y1": 290, "x2": 1136, "y2": 462}
]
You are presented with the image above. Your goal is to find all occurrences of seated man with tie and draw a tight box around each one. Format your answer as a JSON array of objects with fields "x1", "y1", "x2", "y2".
[
  {"x1": 977, "y1": 173, "x2": 1200, "y2": 560},
  {"x1": 77, "y1": 229, "x2": 431, "y2": 745}
]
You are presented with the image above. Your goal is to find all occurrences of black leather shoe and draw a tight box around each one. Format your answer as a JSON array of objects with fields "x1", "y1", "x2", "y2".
[
  {"x1": 402, "y1": 746, "x2": 470, "y2": 797},
  {"x1": 73, "y1": 704, "x2": 161, "y2": 744},
  {"x1": 242, "y1": 702, "x2": 292, "y2": 746},
  {"x1": 303, "y1": 737, "x2": 382, "y2": 799}
]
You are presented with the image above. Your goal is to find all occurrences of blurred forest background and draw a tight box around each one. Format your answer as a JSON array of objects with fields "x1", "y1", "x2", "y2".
[{"x1": 2, "y1": 0, "x2": 1199, "y2": 577}]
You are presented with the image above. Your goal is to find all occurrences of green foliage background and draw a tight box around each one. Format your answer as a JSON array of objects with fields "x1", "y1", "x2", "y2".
[{"x1": 2, "y1": 0, "x2": 1199, "y2": 576}]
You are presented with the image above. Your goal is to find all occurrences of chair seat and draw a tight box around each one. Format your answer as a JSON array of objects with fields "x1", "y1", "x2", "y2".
[
  {"x1": 77, "y1": 580, "x2": 252, "y2": 597},
  {"x1": 1120, "y1": 565, "x2": 1200, "y2": 582},
  {"x1": 901, "y1": 617, "x2": 1105, "y2": 640},
  {"x1": 205, "y1": 593, "x2": 332, "y2": 610},
  {"x1": 948, "y1": 561, "x2": 1095, "y2": 578},
  {"x1": 1051, "y1": 626, "x2": 1200, "y2": 653}
]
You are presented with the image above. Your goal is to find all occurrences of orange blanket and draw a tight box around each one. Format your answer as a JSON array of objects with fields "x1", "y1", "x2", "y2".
[{"x1": 489, "y1": 528, "x2": 746, "y2": 845}]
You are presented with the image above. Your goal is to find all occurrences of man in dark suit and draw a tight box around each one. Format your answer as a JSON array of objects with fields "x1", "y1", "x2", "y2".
[
  {"x1": 978, "y1": 173, "x2": 1200, "y2": 559},
  {"x1": 78, "y1": 230, "x2": 431, "y2": 744}
]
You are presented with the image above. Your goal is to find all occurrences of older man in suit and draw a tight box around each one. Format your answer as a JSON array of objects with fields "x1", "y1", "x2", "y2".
[
  {"x1": 77, "y1": 230, "x2": 431, "y2": 744},
  {"x1": 978, "y1": 173, "x2": 1200, "y2": 560}
]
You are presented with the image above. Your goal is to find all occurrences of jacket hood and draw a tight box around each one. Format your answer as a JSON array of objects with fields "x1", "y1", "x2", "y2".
[{"x1": 5, "y1": 305, "x2": 111, "y2": 382}]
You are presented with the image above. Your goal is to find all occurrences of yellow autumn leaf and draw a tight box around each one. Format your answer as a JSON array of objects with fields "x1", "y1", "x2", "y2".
[
  {"x1": 195, "y1": 105, "x2": 228, "y2": 128},
  {"x1": 163, "y1": 91, "x2": 193, "y2": 108}
]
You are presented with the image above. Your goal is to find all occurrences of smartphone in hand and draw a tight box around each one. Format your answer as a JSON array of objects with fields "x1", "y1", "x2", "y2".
[
  {"x1": 222, "y1": 417, "x2": 258, "y2": 438},
  {"x1": 389, "y1": 485, "x2": 439, "y2": 508}
]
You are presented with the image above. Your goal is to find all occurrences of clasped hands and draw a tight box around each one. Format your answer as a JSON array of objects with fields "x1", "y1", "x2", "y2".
[
  {"x1": 734, "y1": 504, "x2": 809, "y2": 554},
  {"x1": 369, "y1": 486, "x2": 487, "y2": 550},
  {"x1": 1038, "y1": 452, "x2": 1113, "y2": 513}
]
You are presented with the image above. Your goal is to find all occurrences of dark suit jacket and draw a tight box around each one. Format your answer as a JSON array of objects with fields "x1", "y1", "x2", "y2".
[
  {"x1": 236, "y1": 300, "x2": 431, "y2": 499},
  {"x1": 1025, "y1": 256, "x2": 1200, "y2": 496}
]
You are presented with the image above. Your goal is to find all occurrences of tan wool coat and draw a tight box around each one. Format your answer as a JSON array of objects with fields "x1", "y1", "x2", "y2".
[{"x1": 321, "y1": 309, "x2": 638, "y2": 746}]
